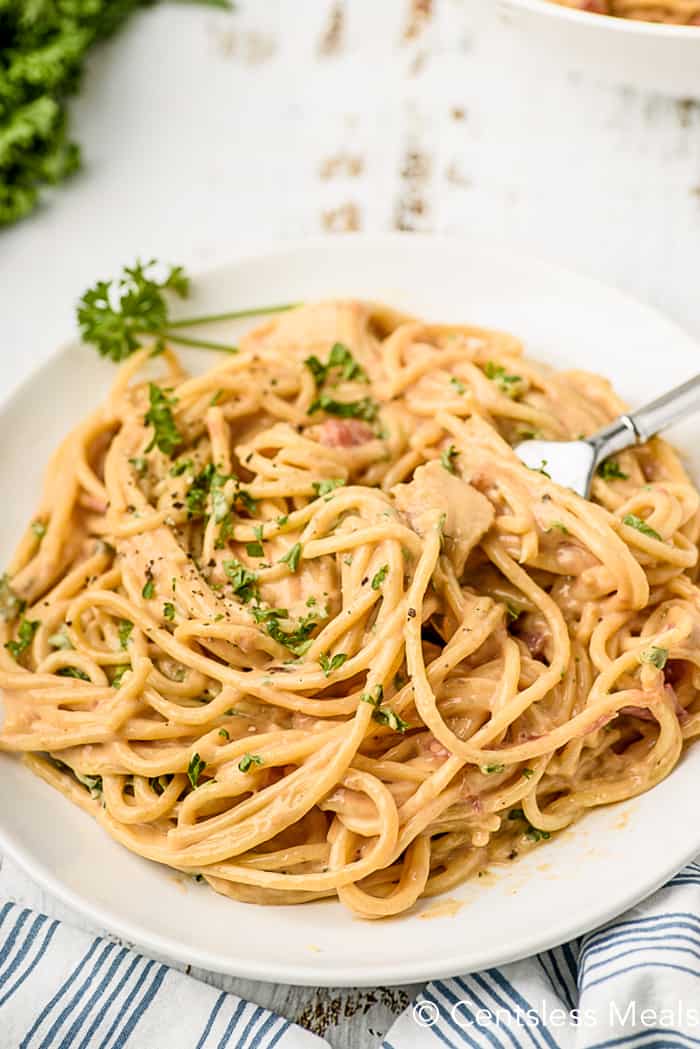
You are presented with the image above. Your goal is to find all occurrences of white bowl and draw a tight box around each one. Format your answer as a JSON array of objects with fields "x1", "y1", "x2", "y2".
[
  {"x1": 2, "y1": 234, "x2": 700, "y2": 986},
  {"x1": 494, "y1": 0, "x2": 700, "y2": 96}
]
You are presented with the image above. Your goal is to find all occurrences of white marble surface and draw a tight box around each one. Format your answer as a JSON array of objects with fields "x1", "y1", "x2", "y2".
[{"x1": 1, "y1": 2, "x2": 699, "y2": 1046}]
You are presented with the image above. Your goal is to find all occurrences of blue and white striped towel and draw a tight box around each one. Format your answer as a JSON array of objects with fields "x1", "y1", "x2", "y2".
[{"x1": 4, "y1": 859, "x2": 700, "y2": 1049}]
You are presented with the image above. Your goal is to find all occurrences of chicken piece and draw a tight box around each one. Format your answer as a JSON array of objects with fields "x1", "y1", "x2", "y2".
[
  {"x1": 315, "y1": 418, "x2": 374, "y2": 447},
  {"x1": 392, "y1": 460, "x2": 495, "y2": 576}
]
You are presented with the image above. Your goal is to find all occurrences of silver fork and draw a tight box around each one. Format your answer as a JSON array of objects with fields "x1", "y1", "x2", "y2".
[{"x1": 514, "y1": 374, "x2": 700, "y2": 497}]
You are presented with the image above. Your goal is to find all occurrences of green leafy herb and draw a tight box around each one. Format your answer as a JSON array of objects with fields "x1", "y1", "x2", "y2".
[
  {"x1": 597, "y1": 459, "x2": 628, "y2": 481},
  {"x1": 319, "y1": 652, "x2": 348, "y2": 677},
  {"x1": 0, "y1": 574, "x2": 25, "y2": 621},
  {"x1": 547, "y1": 522, "x2": 569, "y2": 535},
  {"x1": 450, "y1": 377, "x2": 466, "y2": 394},
  {"x1": 279, "y1": 543, "x2": 302, "y2": 573},
  {"x1": 361, "y1": 685, "x2": 408, "y2": 732},
  {"x1": 170, "y1": 458, "x2": 193, "y2": 477},
  {"x1": 5, "y1": 617, "x2": 39, "y2": 660},
  {"x1": 522, "y1": 768, "x2": 535, "y2": 779},
  {"x1": 308, "y1": 394, "x2": 378, "y2": 422},
  {"x1": 484, "y1": 361, "x2": 522, "y2": 397},
  {"x1": 78, "y1": 261, "x2": 189, "y2": 361},
  {"x1": 223, "y1": 560, "x2": 258, "y2": 603},
  {"x1": 48, "y1": 627, "x2": 72, "y2": 650},
  {"x1": 246, "y1": 540, "x2": 264, "y2": 558},
  {"x1": 57, "y1": 666, "x2": 90, "y2": 681},
  {"x1": 640, "y1": 646, "x2": 669, "y2": 670},
  {"x1": 142, "y1": 575, "x2": 155, "y2": 600},
  {"x1": 118, "y1": 620, "x2": 133, "y2": 649},
  {"x1": 304, "y1": 343, "x2": 367, "y2": 387},
  {"x1": 31, "y1": 520, "x2": 47, "y2": 538},
  {"x1": 129, "y1": 456, "x2": 148, "y2": 477},
  {"x1": 440, "y1": 445, "x2": 459, "y2": 474},
  {"x1": 111, "y1": 665, "x2": 130, "y2": 688},
  {"x1": 276, "y1": 514, "x2": 289, "y2": 526},
  {"x1": 187, "y1": 752, "x2": 206, "y2": 788},
  {"x1": 312, "y1": 478, "x2": 345, "y2": 498},
  {"x1": 530, "y1": 460, "x2": 551, "y2": 479},
  {"x1": 371, "y1": 565, "x2": 389, "y2": 590},
  {"x1": 144, "y1": 384, "x2": 182, "y2": 457},
  {"x1": 622, "y1": 514, "x2": 662, "y2": 542},
  {"x1": 218, "y1": 728, "x2": 230, "y2": 740},
  {"x1": 74, "y1": 771, "x2": 103, "y2": 799},
  {"x1": 163, "y1": 602, "x2": 176, "y2": 622},
  {"x1": 526, "y1": 827, "x2": 551, "y2": 842},
  {"x1": 505, "y1": 603, "x2": 521, "y2": 623},
  {"x1": 238, "y1": 753, "x2": 264, "y2": 773},
  {"x1": 481, "y1": 763, "x2": 505, "y2": 774},
  {"x1": 508, "y1": 809, "x2": 525, "y2": 821}
]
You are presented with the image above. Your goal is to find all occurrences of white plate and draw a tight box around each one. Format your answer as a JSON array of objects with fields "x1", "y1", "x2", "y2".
[
  {"x1": 2, "y1": 234, "x2": 700, "y2": 987},
  {"x1": 490, "y1": 0, "x2": 700, "y2": 96}
]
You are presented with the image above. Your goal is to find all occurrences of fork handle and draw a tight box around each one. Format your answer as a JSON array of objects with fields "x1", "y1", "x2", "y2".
[{"x1": 590, "y1": 373, "x2": 700, "y2": 466}]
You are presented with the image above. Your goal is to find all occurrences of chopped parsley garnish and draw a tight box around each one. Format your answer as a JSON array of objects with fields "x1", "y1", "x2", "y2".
[
  {"x1": 118, "y1": 620, "x2": 133, "y2": 649},
  {"x1": 640, "y1": 646, "x2": 668, "y2": 670},
  {"x1": 210, "y1": 389, "x2": 223, "y2": 406},
  {"x1": 184, "y1": 464, "x2": 219, "y2": 519},
  {"x1": 312, "y1": 478, "x2": 345, "y2": 498},
  {"x1": 308, "y1": 394, "x2": 378, "y2": 422},
  {"x1": 597, "y1": 459, "x2": 628, "y2": 481},
  {"x1": 526, "y1": 827, "x2": 551, "y2": 842},
  {"x1": 0, "y1": 574, "x2": 25, "y2": 621},
  {"x1": 144, "y1": 383, "x2": 182, "y2": 457},
  {"x1": 75, "y1": 772, "x2": 103, "y2": 799},
  {"x1": 361, "y1": 685, "x2": 408, "y2": 732},
  {"x1": 170, "y1": 458, "x2": 193, "y2": 477},
  {"x1": 246, "y1": 540, "x2": 264, "y2": 558},
  {"x1": 187, "y1": 752, "x2": 206, "y2": 788},
  {"x1": 304, "y1": 342, "x2": 368, "y2": 387},
  {"x1": 57, "y1": 666, "x2": 90, "y2": 681},
  {"x1": 142, "y1": 575, "x2": 155, "y2": 600},
  {"x1": 276, "y1": 514, "x2": 289, "y2": 526},
  {"x1": 450, "y1": 376, "x2": 466, "y2": 394},
  {"x1": 31, "y1": 520, "x2": 46, "y2": 538},
  {"x1": 48, "y1": 627, "x2": 72, "y2": 650},
  {"x1": 218, "y1": 728, "x2": 230, "y2": 740},
  {"x1": 163, "y1": 602, "x2": 176, "y2": 622},
  {"x1": 547, "y1": 522, "x2": 569, "y2": 535},
  {"x1": 223, "y1": 560, "x2": 259, "y2": 603},
  {"x1": 238, "y1": 753, "x2": 264, "y2": 773},
  {"x1": 371, "y1": 565, "x2": 389, "y2": 590},
  {"x1": 279, "y1": 543, "x2": 302, "y2": 573},
  {"x1": 530, "y1": 460, "x2": 551, "y2": 478},
  {"x1": 440, "y1": 445, "x2": 458, "y2": 474},
  {"x1": 622, "y1": 514, "x2": 662, "y2": 542},
  {"x1": 319, "y1": 652, "x2": 348, "y2": 677},
  {"x1": 251, "y1": 605, "x2": 317, "y2": 656},
  {"x1": 522, "y1": 768, "x2": 535, "y2": 779},
  {"x1": 111, "y1": 665, "x2": 130, "y2": 688},
  {"x1": 505, "y1": 603, "x2": 521, "y2": 623},
  {"x1": 129, "y1": 456, "x2": 148, "y2": 476},
  {"x1": 484, "y1": 361, "x2": 522, "y2": 397},
  {"x1": 5, "y1": 617, "x2": 39, "y2": 660},
  {"x1": 481, "y1": 763, "x2": 505, "y2": 774}
]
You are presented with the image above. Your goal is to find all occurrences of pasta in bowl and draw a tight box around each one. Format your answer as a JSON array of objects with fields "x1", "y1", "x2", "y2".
[
  {"x1": 549, "y1": 0, "x2": 700, "y2": 24},
  {"x1": 2, "y1": 298, "x2": 699, "y2": 920}
]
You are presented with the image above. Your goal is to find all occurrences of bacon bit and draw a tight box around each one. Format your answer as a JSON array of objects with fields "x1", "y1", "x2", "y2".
[
  {"x1": 317, "y1": 418, "x2": 374, "y2": 447},
  {"x1": 81, "y1": 495, "x2": 108, "y2": 514},
  {"x1": 520, "y1": 631, "x2": 548, "y2": 659},
  {"x1": 619, "y1": 686, "x2": 687, "y2": 724},
  {"x1": 619, "y1": 705, "x2": 656, "y2": 722},
  {"x1": 664, "y1": 659, "x2": 685, "y2": 687},
  {"x1": 427, "y1": 736, "x2": 449, "y2": 759},
  {"x1": 585, "y1": 713, "x2": 615, "y2": 733}
]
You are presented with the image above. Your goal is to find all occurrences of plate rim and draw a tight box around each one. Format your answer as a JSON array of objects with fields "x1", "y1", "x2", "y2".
[{"x1": 2, "y1": 231, "x2": 700, "y2": 987}]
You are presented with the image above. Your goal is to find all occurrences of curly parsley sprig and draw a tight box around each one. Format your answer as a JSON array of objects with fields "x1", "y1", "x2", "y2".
[{"x1": 77, "y1": 260, "x2": 297, "y2": 362}]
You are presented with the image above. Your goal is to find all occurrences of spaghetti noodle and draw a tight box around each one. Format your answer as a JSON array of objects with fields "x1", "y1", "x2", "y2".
[{"x1": 2, "y1": 299, "x2": 699, "y2": 918}]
